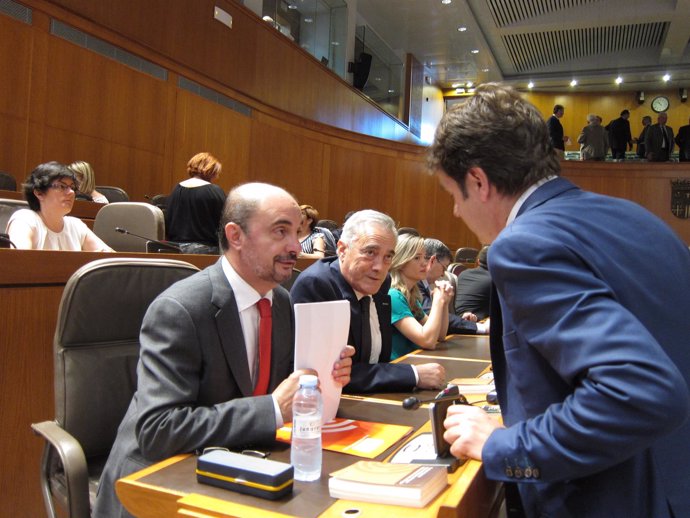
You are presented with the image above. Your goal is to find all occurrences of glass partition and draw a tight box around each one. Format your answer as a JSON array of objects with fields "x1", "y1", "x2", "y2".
[
  {"x1": 247, "y1": 0, "x2": 348, "y2": 79},
  {"x1": 354, "y1": 25, "x2": 404, "y2": 119}
]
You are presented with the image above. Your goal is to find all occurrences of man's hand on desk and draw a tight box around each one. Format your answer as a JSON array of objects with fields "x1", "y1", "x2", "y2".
[
  {"x1": 332, "y1": 345, "x2": 355, "y2": 387},
  {"x1": 415, "y1": 362, "x2": 446, "y2": 390},
  {"x1": 443, "y1": 404, "x2": 503, "y2": 461}
]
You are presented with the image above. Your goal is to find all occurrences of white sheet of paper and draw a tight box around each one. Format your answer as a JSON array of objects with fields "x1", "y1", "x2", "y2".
[{"x1": 294, "y1": 300, "x2": 350, "y2": 423}]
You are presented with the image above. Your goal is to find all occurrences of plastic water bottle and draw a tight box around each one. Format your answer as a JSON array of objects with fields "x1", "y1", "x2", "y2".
[{"x1": 290, "y1": 374, "x2": 322, "y2": 481}]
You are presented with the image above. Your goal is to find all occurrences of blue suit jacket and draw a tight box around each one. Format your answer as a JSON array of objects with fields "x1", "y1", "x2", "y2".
[
  {"x1": 290, "y1": 257, "x2": 416, "y2": 393},
  {"x1": 483, "y1": 177, "x2": 690, "y2": 517}
]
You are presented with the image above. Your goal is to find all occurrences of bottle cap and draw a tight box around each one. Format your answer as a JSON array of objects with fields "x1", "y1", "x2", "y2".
[{"x1": 298, "y1": 374, "x2": 318, "y2": 387}]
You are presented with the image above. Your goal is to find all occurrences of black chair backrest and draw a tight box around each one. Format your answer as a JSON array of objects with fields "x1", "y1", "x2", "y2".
[
  {"x1": 454, "y1": 247, "x2": 479, "y2": 264},
  {"x1": 53, "y1": 258, "x2": 199, "y2": 457},
  {"x1": 0, "y1": 171, "x2": 17, "y2": 191},
  {"x1": 96, "y1": 186, "x2": 129, "y2": 203}
]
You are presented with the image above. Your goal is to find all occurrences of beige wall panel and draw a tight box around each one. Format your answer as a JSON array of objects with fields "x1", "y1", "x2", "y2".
[
  {"x1": 248, "y1": 119, "x2": 326, "y2": 204},
  {"x1": 172, "y1": 90, "x2": 252, "y2": 193}
]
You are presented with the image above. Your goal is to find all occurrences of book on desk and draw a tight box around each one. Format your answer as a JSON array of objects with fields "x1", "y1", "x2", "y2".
[{"x1": 328, "y1": 461, "x2": 447, "y2": 508}]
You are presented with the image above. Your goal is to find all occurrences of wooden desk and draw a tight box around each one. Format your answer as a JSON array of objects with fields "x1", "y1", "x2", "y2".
[{"x1": 116, "y1": 338, "x2": 501, "y2": 518}]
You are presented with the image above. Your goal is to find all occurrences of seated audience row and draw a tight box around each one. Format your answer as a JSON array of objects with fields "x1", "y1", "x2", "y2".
[{"x1": 6, "y1": 162, "x2": 112, "y2": 251}]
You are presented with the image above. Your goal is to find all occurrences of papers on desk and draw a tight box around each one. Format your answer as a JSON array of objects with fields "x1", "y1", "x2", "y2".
[
  {"x1": 277, "y1": 418, "x2": 413, "y2": 459},
  {"x1": 294, "y1": 300, "x2": 350, "y2": 423}
]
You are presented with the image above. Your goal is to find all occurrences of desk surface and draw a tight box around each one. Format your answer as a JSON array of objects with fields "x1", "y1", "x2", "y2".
[{"x1": 116, "y1": 337, "x2": 499, "y2": 518}]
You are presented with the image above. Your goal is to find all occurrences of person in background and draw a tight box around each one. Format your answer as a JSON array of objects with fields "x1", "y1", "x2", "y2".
[
  {"x1": 454, "y1": 245, "x2": 491, "y2": 321},
  {"x1": 420, "y1": 238, "x2": 487, "y2": 335},
  {"x1": 674, "y1": 116, "x2": 690, "y2": 162},
  {"x1": 67, "y1": 161, "x2": 109, "y2": 203},
  {"x1": 93, "y1": 182, "x2": 353, "y2": 517},
  {"x1": 546, "y1": 104, "x2": 567, "y2": 159},
  {"x1": 606, "y1": 109, "x2": 633, "y2": 160},
  {"x1": 331, "y1": 210, "x2": 354, "y2": 243},
  {"x1": 577, "y1": 114, "x2": 608, "y2": 160},
  {"x1": 635, "y1": 115, "x2": 652, "y2": 158},
  {"x1": 389, "y1": 233, "x2": 454, "y2": 359},
  {"x1": 165, "y1": 152, "x2": 225, "y2": 254},
  {"x1": 645, "y1": 112, "x2": 674, "y2": 162},
  {"x1": 291, "y1": 210, "x2": 446, "y2": 393},
  {"x1": 297, "y1": 204, "x2": 326, "y2": 259},
  {"x1": 430, "y1": 83, "x2": 690, "y2": 518},
  {"x1": 6, "y1": 161, "x2": 112, "y2": 251}
]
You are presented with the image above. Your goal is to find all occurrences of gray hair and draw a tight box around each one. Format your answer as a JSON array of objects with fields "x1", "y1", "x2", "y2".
[{"x1": 340, "y1": 209, "x2": 397, "y2": 245}]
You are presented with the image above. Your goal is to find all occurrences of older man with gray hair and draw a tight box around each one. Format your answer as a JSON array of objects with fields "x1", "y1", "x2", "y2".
[{"x1": 291, "y1": 209, "x2": 446, "y2": 393}]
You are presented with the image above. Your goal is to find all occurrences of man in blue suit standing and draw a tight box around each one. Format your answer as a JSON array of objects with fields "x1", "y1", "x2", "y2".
[{"x1": 430, "y1": 84, "x2": 690, "y2": 518}]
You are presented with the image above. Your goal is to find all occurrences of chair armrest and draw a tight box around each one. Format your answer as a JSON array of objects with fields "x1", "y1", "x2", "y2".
[{"x1": 31, "y1": 421, "x2": 90, "y2": 518}]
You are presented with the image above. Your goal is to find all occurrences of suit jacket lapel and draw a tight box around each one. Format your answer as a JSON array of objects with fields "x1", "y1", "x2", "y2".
[{"x1": 208, "y1": 260, "x2": 253, "y2": 397}]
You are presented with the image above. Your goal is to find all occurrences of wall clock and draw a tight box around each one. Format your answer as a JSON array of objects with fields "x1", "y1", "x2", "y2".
[{"x1": 651, "y1": 95, "x2": 670, "y2": 113}]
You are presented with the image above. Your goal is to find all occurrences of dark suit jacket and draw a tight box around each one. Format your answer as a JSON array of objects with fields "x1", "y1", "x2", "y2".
[
  {"x1": 483, "y1": 177, "x2": 690, "y2": 517},
  {"x1": 636, "y1": 125, "x2": 650, "y2": 157},
  {"x1": 644, "y1": 123, "x2": 674, "y2": 161},
  {"x1": 291, "y1": 257, "x2": 416, "y2": 393},
  {"x1": 546, "y1": 115, "x2": 564, "y2": 150},
  {"x1": 454, "y1": 267, "x2": 491, "y2": 321},
  {"x1": 418, "y1": 281, "x2": 478, "y2": 334},
  {"x1": 606, "y1": 116, "x2": 632, "y2": 151},
  {"x1": 675, "y1": 124, "x2": 690, "y2": 161},
  {"x1": 94, "y1": 260, "x2": 294, "y2": 517}
]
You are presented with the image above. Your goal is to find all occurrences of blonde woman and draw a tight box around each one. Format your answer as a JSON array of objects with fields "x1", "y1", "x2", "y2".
[
  {"x1": 67, "y1": 161, "x2": 109, "y2": 203},
  {"x1": 389, "y1": 233, "x2": 454, "y2": 359}
]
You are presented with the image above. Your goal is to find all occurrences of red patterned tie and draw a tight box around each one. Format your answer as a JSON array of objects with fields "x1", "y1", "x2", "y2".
[{"x1": 253, "y1": 298, "x2": 272, "y2": 395}]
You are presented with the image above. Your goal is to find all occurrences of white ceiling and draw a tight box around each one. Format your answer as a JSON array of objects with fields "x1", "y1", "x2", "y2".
[{"x1": 355, "y1": 0, "x2": 690, "y2": 92}]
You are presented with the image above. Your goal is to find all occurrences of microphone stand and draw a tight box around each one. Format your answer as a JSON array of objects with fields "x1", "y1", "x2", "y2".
[{"x1": 115, "y1": 227, "x2": 181, "y2": 253}]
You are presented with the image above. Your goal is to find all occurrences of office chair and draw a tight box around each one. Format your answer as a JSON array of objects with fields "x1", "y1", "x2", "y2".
[
  {"x1": 95, "y1": 186, "x2": 129, "y2": 203},
  {"x1": 454, "y1": 247, "x2": 479, "y2": 264},
  {"x1": 0, "y1": 198, "x2": 29, "y2": 233},
  {"x1": 149, "y1": 194, "x2": 168, "y2": 213},
  {"x1": 448, "y1": 262, "x2": 469, "y2": 277},
  {"x1": 93, "y1": 202, "x2": 165, "y2": 252},
  {"x1": 0, "y1": 171, "x2": 17, "y2": 191},
  {"x1": 31, "y1": 257, "x2": 200, "y2": 518}
]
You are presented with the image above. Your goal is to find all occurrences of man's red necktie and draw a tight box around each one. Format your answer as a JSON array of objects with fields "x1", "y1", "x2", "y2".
[{"x1": 253, "y1": 298, "x2": 272, "y2": 395}]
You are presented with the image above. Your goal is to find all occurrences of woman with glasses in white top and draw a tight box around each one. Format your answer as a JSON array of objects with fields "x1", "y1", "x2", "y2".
[{"x1": 6, "y1": 162, "x2": 113, "y2": 251}]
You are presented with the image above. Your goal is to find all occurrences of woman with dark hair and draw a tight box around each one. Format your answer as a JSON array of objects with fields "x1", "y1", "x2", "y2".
[
  {"x1": 6, "y1": 161, "x2": 112, "y2": 251},
  {"x1": 297, "y1": 204, "x2": 326, "y2": 259},
  {"x1": 165, "y1": 152, "x2": 225, "y2": 254}
]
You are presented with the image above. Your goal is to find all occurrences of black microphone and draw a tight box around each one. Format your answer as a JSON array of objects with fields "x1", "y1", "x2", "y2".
[
  {"x1": 115, "y1": 227, "x2": 181, "y2": 253},
  {"x1": 0, "y1": 233, "x2": 17, "y2": 249},
  {"x1": 402, "y1": 386, "x2": 469, "y2": 410}
]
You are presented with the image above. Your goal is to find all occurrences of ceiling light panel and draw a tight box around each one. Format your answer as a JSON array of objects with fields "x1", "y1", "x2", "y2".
[{"x1": 502, "y1": 22, "x2": 667, "y2": 73}]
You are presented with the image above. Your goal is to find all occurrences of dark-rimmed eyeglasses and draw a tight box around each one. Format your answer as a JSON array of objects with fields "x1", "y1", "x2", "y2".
[{"x1": 49, "y1": 182, "x2": 77, "y2": 193}]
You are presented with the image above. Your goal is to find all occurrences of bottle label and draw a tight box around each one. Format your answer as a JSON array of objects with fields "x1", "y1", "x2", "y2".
[{"x1": 292, "y1": 416, "x2": 321, "y2": 439}]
